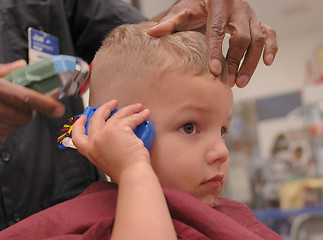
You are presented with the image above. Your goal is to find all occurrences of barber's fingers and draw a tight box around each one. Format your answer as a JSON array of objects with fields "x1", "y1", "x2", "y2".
[
  {"x1": 0, "y1": 121, "x2": 21, "y2": 143},
  {"x1": 261, "y1": 23, "x2": 278, "y2": 66},
  {"x1": 225, "y1": 16, "x2": 252, "y2": 87},
  {"x1": 147, "y1": 13, "x2": 185, "y2": 37},
  {"x1": 0, "y1": 79, "x2": 65, "y2": 117},
  {"x1": 0, "y1": 60, "x2": 26, "y2": 77},
  {"x1": 0, "y1": 100, "x2": 31, "y2": 143},
  {"x1": 0, "y1": 122, "x2": 20, "y2": 135},
  {"x1": 147, "y1": 0, "x2": 206, "y2": 38},
  {"x1": 229, "y1": 12, "x2": 265, "y2": 88},
  {"x1": 0, "y1": 135, "x2": 6, "y2": 143},
  {"x1": 147, "y1": 9, "x2": 201, "y2": 38},
  {"x1": 0, "y1": 100, "x2": 33, "y2": 126},
  {"x1": 229, "y1": 21, "x2": 278, "y2": 88},
  {"x1": 204, "y1": 0, "x2": 229, "y2": 76}
]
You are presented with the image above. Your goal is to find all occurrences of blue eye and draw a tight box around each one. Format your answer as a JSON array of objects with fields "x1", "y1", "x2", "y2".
[
  {"x1": 180, "y1": 123, "x2": 196, "y2": 135},
  {"x1": 221, "y1": 127, "x2": 229, "y2": 137}
]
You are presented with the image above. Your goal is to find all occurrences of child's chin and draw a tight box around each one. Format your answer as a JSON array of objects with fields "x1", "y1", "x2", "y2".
[{"x1": 200, "y1": 196, "x2": 216, "y2": 208}]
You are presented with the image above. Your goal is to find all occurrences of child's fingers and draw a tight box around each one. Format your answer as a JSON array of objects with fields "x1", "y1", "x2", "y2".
[
  {"x1": 126, "y1": 109, "x2": 151, "y2": 130},
  {"x1": 108, "y1": 103, "x2": 150, "y2": 129},
  {"x1": 110, "y1": 103, "x2": 143, "y2": 120},
  {"x1": 72, "y1": 115, "x2": 89, "y2": 157},
  {"x1": 88, "y1": 99, "x2": 118, "y2": 136}
]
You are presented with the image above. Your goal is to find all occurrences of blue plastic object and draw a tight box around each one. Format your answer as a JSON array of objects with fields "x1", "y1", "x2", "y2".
[
  {"x1": 52, "y1": 55, "x2": 77, "y2": 74},
  {"x1": 58, "y1": 106, "x2": 155, "y2": 151}
]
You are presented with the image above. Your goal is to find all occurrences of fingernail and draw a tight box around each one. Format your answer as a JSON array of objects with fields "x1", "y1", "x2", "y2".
[
  {"x1": 143, "y1": 109, "x2": 150, "y2": 114},
  {"x1": 237, "y1": 75, "x2": 249, "y2": 88},
  {"x1": 265, "y1": 53, "x2": 274, "y2": 65},
  {"x1": 228, "y1": 74, "x2": 236, "y2": 87},
  {"x1": 210, "y1": 59, "x2": 222, "y2": 75}
]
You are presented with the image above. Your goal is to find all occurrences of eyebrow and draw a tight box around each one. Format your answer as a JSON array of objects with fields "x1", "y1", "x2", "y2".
[
  {"x1": 178, "y1": 104, "x2": 233, "y2": 123},
  {"x1": 180, "y1": 104, "x2": 210, "y2": 113}
]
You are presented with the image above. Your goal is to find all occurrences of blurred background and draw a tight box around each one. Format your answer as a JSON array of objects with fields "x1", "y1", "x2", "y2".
[{"x1": 126, "y1": 1, "x2": 323, "y2": 239}]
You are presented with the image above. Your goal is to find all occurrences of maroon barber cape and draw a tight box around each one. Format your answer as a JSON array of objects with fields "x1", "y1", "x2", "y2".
[{"x1": 0, "y1": 181, "x2": 283, "y2": 240}]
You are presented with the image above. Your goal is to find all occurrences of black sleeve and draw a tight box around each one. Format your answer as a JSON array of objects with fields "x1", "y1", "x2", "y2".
[{"x1": 64, "y1": 0, "x2": 147, "y2": 63}]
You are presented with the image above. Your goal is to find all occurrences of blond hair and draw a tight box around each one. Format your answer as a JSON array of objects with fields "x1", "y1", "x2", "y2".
[{"x1": 90, "y1": 22, "x2": 227, "y2": 106}]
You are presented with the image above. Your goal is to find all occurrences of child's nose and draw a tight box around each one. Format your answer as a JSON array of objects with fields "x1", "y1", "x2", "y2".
[{"x1": 206, "y1": 138, "x2": 229, "y2": 165}]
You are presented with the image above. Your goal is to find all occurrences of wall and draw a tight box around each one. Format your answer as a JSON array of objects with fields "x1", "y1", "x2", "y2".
[
  {"x1": 233, "y1": 31, "x2": 323, "y2": 102},
  {"x1": 139, "y1": 0, "x2": 174, "y2": 19}
]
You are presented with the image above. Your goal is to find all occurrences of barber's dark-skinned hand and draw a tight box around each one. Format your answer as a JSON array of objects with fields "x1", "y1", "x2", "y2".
[
  {"x1": 148, "y1": 0, "x2": 278, "y2": 88},
  {"x1": 0, "y1": 60, "x2": 65, "y2": 143}
]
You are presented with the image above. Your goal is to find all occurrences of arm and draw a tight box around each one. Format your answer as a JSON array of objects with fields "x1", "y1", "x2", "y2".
[
  {"x1": 0, "y1": 61, "x2": 64, "y2": 142},
  {"x1": 72, "y1": 100, "x2": 177, "y2": 240},
  {"x1": 147, "y1": 0, "x2": 278, "y2": 88}
]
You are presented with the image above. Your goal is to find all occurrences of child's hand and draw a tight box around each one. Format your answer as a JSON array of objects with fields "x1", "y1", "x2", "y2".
[
  {"x1": 74, "y1": 100, "x2": 176, "y2": 239},
  {"x1": 72, "y1": 100, "x2": 151, "y2": 183}
]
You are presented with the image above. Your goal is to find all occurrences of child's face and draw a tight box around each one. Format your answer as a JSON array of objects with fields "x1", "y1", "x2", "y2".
[{"x1": 146, "y1": 71, "x2": 233, "y2": 207}]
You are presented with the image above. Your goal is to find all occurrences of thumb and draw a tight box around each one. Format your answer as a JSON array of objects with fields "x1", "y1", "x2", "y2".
[
  {"x1": 147, "y1": 20, "x2": 175, "y2": 37},
  {"x1": 0, "y1": 60, "x2": 27, "y2": 77},
  {"x1": 72, "y1": 115, "x2": 89, "y2": 157},
  {"x1": 147, "y1": 18, "x2": 177, "y2": 38},
  {"x1": 147, "y1": 12, "x2": 187, "y2": 38}
]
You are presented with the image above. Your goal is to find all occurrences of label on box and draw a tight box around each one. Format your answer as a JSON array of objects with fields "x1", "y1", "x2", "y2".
[{"x1": 28, "y1": 27, "x2": 59, "y2": 63}]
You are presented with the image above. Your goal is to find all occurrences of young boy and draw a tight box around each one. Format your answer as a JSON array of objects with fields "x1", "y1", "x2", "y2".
[{"x1": 0, "y1": 22, "x2": 283, "y2": 239}]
